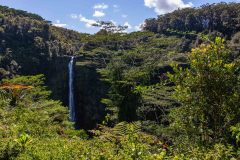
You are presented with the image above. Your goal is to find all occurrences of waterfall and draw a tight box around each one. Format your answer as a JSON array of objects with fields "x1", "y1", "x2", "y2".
[{"x1": 68, "y1": 56, "x2": 75, "y2": 121}]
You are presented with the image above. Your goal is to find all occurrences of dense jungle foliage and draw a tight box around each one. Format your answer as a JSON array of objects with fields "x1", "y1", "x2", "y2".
[{"x1": 0, "y1": 3, "x2": 240, "y2": 159}]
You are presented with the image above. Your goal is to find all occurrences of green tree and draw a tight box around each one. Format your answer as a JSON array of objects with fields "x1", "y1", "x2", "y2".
[
  {"x1": 92, "y1": 21, "x2": 128, "y2": 33},
  {"x1": 168, "y1": 37, "x2": 240, "y2": 144}
]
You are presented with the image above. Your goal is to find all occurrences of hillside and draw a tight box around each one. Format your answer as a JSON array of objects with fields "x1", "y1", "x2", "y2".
[
  {"x1": 143, "y1": 2, "x2": 240, "y2": 37},
  {"x1": 0, "y1": 3, "x2": 240, "y2": 159},
  {"x1": 0, "y1": 5, "x2": 89, "y2": 78}
]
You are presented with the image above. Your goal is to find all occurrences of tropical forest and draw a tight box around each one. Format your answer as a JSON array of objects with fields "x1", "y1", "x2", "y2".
[{"x1": 0, "y1": 1, "x2": 240, "y2": 159}]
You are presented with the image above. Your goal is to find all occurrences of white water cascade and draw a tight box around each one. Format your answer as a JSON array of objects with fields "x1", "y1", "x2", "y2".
[{"x1": 68, "y1": 56, "x2": 75, "y2": 121}]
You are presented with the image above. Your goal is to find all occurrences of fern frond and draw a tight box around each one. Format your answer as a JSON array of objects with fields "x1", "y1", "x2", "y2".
[
  {"x1": 131, "y1": 121, "x2": 142, "y2": 133},
  {"x1": 96, "y1": 121, "x2": 144, "y2": 143},
  {"x1": 112, "y1": 121, "x2": 142, "y2": 136},
  {"x1": 112, "y1": 122, "x2": 128, "y2": 136}
]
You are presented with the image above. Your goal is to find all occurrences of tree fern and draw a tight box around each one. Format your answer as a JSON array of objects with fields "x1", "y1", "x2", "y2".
[
  {"x1": 112, "y1": 121, "x2": 142, "y2": 136},
  {"x1": 98, "y1": 121, "x2": 143, "y2": 142}
]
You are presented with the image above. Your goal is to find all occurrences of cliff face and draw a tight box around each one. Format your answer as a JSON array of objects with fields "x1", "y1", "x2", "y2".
[
  {"x1": 74, "y1": 57, "x2": 108, "y2": 129},
  {"x1": 45, "y1": 57, "x2": 69, "y2": 105}
]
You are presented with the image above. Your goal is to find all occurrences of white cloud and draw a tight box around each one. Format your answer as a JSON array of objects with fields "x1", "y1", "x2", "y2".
[
  {"x1": 93, "y1": 3, "x2": 108, "y2": 9},
  {"x1": 134, "y1": 24, "x2": 142, "y2": 31},
  {"x1": 121, "y1": 14, "x2": 128, "y2": 18},
  {"x1": 53, "y1": 23, "x2": 68, "y2": 27},
  {"x1": 110, "y1": 20, "x2": 117, "y2": 26},
  {"x1": 124, "y1": 22, "x2": 132, "y2": 30},
  {"x1": 53, "y1": 20, "x2": 68, "y2": 28},
  {"x1": 93, "y1": 10, "x2": 105, "y2": 17},
  {"x1": 79, "y1": 14, "x2": 96, "y2": 28},
  {"x1": 113, "y1": 4, "x2": 118, "y2": 8},
  {"x1": 70, "y1": 14, "x2": 78, "y2": 19},
  {"x1": 113, "y1": 4, "x2": 120, "y2": 12},
  {"x1": 144, "y1": 0, "x2": 193, "y2": 14}
]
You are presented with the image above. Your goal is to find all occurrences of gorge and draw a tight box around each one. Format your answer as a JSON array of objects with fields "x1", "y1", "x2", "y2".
[{"x1": 46, "y1": 55, "x2": 108, "y2": 129}]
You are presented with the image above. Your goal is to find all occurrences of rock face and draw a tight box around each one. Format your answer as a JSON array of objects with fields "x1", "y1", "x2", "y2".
[
  {"x1": 45, "y1": 57, "x2": 69, "y2": 105},
  {"x1": 74, "y1": 57, "x2": 108, "y2": 129}
]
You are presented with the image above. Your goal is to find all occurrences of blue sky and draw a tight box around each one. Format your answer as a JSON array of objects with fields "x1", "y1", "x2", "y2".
[{"x1": 0, "y1": 0, "x2": 239, "y2": 34}]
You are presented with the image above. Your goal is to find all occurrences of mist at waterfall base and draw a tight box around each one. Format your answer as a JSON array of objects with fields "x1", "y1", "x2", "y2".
[{"x1": 68, "y1": 56, "x2": 75, "y2": 122}]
